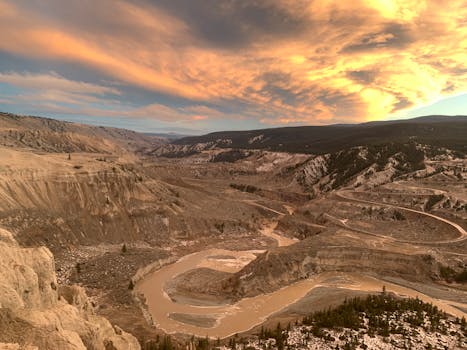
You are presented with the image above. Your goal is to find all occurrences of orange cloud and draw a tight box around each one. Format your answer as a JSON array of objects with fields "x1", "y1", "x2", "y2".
[
  {"x1": 0, "y1": 71, "x2": 120, "y2": 95},
  {"x1": 6, "y1": 28, "x2": 207, "y2": 100},
  {"x1": 191, "y1": 115, "x2": 208, "y2": 121},
  {"x1": 0, "y1": 0, "x2": 466, "y2": 125},
  {"x1": 0, "y1": 1, "x2": 207, "y2": 100}
]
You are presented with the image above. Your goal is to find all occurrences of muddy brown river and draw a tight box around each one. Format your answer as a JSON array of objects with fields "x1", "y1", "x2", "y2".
[{"x1": 136, "y1": 248, "x2": 467, "y2": 338}]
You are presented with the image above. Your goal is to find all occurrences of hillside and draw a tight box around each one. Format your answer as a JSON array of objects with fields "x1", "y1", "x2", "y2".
[
  {"x1": 0, "y1": 112, "x2": 465, "y2": 348},
  {"x1": 172, "y1": 116, "x2": 467, "y2": 155},
  {"x1": 247, "y1": 294, "x2": 467, "y2": 350},
  {"x1": 0, "y1": 112, "x2": 164, "y2": 154}
]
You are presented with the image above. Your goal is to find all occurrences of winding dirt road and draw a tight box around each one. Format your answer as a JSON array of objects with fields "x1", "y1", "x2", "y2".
[
  {"x1": 336, "y1": 190, "x2": 467, "y2": 244},
  {"x1": 135, "y1": 191, "x2": 467, "y2": 338},
  {"x1": 241, "y1": 199, "x2": 288, "y2": 216}
]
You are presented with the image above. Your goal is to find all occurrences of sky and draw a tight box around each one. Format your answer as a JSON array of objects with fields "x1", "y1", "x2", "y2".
[{"x1": 0, "y1": 0, "x2": 466, "y2": 134}]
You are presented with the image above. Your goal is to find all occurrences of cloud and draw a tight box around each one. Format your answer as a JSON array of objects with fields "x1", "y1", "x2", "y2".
[
  {"x1": 191, "y1": 115, "x2": 208, "y2": 121},
  {"x1": 341, "y1": 23, "x2": 412, "y2": 53},
  {"x1": 0, "y1": 71, "x2": 233, "y2": 127},
  {"x1": 0, "y1": 71, "x2": 120, "y2": 95},
  {"x1": 0, "y1": 1, "x2": 206, "y2": 100},
  {"x1": 0, "y1": 0, "x2": 466, "y2": 128}
]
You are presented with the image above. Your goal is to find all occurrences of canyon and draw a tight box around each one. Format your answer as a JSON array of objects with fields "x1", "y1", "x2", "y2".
[{"x1": 0, "y1": 113, "x2": 465, "y2": 349}]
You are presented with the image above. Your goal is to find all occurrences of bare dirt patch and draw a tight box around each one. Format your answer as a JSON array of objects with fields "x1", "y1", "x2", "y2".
[
  {"x1": 165, "y1": 268, "x2": 233, "y2": 306},
  {"x1": 168, "y1": 313, "x2": 218, "y2": 328}
]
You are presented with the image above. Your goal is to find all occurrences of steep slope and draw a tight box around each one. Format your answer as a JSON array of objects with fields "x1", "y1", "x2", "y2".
[
  {"x1": 0, "y1": 148, "x2": 259, "y2": 253},
  {"x1": 0, "y1": 112, "x2": 164, "y2": 154},
  {"x1": 154, "y1": 140, "x2": 463, "y2": 199},
  {"x1": 288, "y1": 142, "x2": 426, "y2": 194},
  {"x1": 0, "y1": 228, "x2": 140, "y2": 350},
  {"x1": 169, "y1": 229, "x2": 441, "y2": 302}
]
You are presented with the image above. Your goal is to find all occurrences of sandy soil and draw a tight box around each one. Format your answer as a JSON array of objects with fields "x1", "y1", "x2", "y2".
[
  {"x1": 259, "y1": 222, "x2": 299, "y2": 247},
  {"x1": 168, "y1": 313, "x2": 218, "y2": 328}
]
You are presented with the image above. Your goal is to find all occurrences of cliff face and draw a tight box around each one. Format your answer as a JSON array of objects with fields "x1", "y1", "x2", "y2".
[
  {"x1": 0, "y1": 228, "x2": 140, "y2": 350},
  {"x1": 217, "y1": 232, "x2": 439, "y2": 299},
  {"x1": 0, "y1": 147, "x2": 260, "y2": 255},
  {"x1": 0, "y1": 167, "x2": 170, "y2": 250}
]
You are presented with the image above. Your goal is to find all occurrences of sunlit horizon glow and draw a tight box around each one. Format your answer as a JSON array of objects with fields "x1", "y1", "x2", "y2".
[{"x1": 0, "y1": 0, "x2": 466, "y2": 133}]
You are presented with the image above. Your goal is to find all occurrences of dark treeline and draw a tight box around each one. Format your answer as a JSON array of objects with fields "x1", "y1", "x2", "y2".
[{"x1": 440, "y1": 265, "x2": 467, "y2": 283}]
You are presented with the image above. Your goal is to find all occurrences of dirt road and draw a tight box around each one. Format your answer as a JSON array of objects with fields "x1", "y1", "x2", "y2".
[{"x1": 336, "y1": 190, "x2": 467, "y2": 243}]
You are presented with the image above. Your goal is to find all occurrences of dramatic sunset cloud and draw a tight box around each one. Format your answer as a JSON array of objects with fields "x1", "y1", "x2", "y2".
[{"x1": 0, "y1": 0, "x2": 466, "y2": 132}]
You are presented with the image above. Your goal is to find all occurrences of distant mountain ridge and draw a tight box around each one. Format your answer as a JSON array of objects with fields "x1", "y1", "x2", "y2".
[
  {"x1": 144, "y1": 132, "x2": 191, "y2": 140},
  {"x1": 173, "y1": 115, "x2": 467, "y2": 155}
]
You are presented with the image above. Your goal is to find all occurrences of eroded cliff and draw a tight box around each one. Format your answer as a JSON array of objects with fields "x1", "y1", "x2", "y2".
[{"x1": 0, "y1": 228, "x2": 140, "y2": 350}]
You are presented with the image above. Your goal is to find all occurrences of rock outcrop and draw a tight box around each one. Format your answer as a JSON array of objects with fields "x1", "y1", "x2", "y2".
[
  {"x1": 0, "y1": 228, "x2": 140, "y2": 350},
  {"x1": 209, "y1": 230, "x2": 440, "y2": 300}
]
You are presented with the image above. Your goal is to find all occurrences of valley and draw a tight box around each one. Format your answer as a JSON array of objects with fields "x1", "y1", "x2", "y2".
[
  {"x1": 0, "y1": 113, "x2": 466, "y2": 349},
  {"x1": 132, "y1": 152, "x2": 467, "y2": 340}
]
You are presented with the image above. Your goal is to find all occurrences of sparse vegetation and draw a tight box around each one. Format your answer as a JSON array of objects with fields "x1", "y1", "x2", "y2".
[
  {"x1": 392, "y1": 210, "x2": 406, "y2": 221},
  {"x1": 328, "y1": 142, "x2": 425, "y2": 189},
  {"x1": 230, "y1": 183, "x2": 259, "y2": 193},
  {"x1": 214, "y1": 222, "x2": 225, "y2": 233},
  {"x1": 301, "y1": 294, "x2": 448, "y2": 335},
  {"x1": 440, "y1": 265, "x2": 467, "y2": 283},
  {"x1": 211, "y1": 150, "x2": 252, "y2": 163},
  {"x1": 143, "y1": 335, "x2": 174, "y2": 350},
  {"x1": 1, "y1": 112, "x2": 465, "y2": 349},
  {"x1": 251, "y1": 294, "x2": 465, "y2": 350},
  {"x1": 424, "y1": 194, "x2": 445, "y2": 211}
]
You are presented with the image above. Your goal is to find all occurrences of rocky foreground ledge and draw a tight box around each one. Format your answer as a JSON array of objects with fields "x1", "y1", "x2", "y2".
[{"x1": 0, "y1": 228, "x2": 140, "y2": 350}]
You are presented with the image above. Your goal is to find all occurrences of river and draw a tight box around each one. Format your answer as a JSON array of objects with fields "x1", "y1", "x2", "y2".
[{"x1": 136, "y1": 247, "x2": 467, "y2": 338}]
